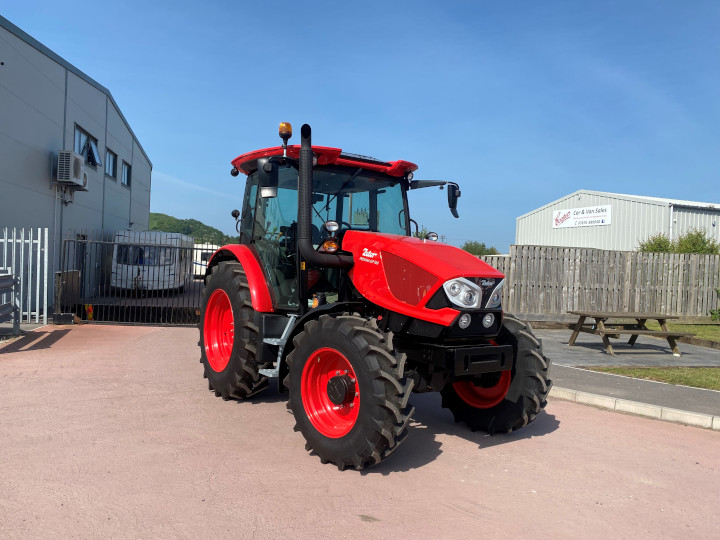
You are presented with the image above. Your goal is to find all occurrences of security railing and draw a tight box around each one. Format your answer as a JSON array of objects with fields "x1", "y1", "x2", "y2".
[
  {"x1": 0, "y1": 227, "x2": 49, "y2": 325},
  {"x1": 0, "y1": 273, "x2": 21, "y2": 335},
  {"x1": 56, "y1": 230, "x2": 221, "y2": 325}
]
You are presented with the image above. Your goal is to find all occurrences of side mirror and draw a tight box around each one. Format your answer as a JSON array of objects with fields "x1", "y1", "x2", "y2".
[
  {"x1": 447, "y1": 183, "x2": 461, "y2": 218},
  {"x1": 257, "y1": 157, "x2": 278, "y2": 198}
]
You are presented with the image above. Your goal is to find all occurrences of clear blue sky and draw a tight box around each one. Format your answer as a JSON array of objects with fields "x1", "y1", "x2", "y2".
[{"x1": 5, "y1": 1, "x2": 719, "y2": 251}]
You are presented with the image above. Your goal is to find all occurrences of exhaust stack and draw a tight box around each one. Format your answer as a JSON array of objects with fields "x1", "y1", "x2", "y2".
[{"x1": 298, "y1": 124, "x2": 352, "y2": 269}]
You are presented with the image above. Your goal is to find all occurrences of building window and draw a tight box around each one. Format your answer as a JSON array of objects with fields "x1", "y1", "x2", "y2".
[
  {"x1": 105, "y1": 149, "x2": 117, "y2": 178},
  {"x1": 122, "y1": 161, "x2": 131, "y2": 187},
  {"x1": 74, "y1": 125, "x2": 102, "y2": 167}
]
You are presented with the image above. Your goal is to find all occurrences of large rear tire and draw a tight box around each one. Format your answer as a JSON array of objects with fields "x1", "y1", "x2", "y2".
[
  {"x1": 441, "y1": 314, "x2": 552, "y2": 433},
  {"x1": 286, "y1": 315, "x2": 414, "y2": 470},
  {"x1": 199, "y1": 261, "x2": 268, "y2": 399}
]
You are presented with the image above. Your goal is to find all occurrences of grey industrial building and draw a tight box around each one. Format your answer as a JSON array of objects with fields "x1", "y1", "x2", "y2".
[
  {"x1": 0, "y1": 15, "x2": 152, "y2": 271},
  {"x1": 516, "y1": 190, "x2": 720, "y2": 251}
]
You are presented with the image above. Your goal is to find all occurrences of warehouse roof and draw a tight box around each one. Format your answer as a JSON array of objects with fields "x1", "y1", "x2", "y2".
[
  {"x1": 0, "y1": 15, "x2": 152, "y2": 168},
  {"x1": 517, "y1": 189, "x2": 720, "y2": 220}
]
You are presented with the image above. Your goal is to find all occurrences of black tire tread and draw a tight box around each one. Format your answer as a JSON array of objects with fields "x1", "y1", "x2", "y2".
[
  {"x1": 199, "y1": 261, "x2": 268, "y2": 400},
  {"x1": 441, "y1": 313, "x2": 552, "y2": 434},
  {"x1": 285, "y1": 314, "x2": 413, "y2": 470}
]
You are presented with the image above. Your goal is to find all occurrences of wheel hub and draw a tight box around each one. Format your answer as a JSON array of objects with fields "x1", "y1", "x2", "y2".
[{"x1": 327, "y1": 374, "x2": 356, "y2": 406}]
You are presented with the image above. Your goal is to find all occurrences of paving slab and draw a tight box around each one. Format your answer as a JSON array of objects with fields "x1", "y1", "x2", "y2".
[{"x1": 535, "y1": 328, "x2": 720, "y2": 367}]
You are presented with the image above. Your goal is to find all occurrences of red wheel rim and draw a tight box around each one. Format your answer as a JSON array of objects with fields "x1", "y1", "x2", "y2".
[
  {"x1": 301, "y1": 347, "x2": 360, "y2": 438},
  {"x1": 453, "y1": 371, "x2": 511, "y2": 409},
  {"x1": 204, "y1": 289, "x2": 234, "y2": 372}
]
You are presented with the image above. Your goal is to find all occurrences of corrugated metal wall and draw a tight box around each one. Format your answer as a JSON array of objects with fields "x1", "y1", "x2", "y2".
[
  {"x1": 516, "y1": 191, "x2": 670, "y2": 250},
  {"x1": 517, "y1": 191, "x2": 720, "y2": 251},
  {"x1": 674, "y1": 207, "x2": 720, "y2": 241}
]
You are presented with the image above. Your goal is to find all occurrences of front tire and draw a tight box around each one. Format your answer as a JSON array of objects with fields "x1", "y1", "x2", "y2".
[
  {"x1": 286, "y1": 315, "x2": 414, "y2": 470},
  {"x1": 199, "y1": 261, "x2": 268, "y2": 399},
  {"x1": 441, "y1": 314, "x2": 552, "y2": 433}
]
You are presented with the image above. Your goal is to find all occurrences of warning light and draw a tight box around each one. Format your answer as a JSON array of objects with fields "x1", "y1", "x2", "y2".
[
  {"x1": 279, "y1": 122, "x2": 292, "y2": 141},
  {"x1": 321, "y1": 240, "x2": 339, "y2": 253}
]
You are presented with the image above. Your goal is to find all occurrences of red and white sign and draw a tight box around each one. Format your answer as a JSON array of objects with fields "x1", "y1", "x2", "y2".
[{"x1": 552, "y1": 205, "x2": 612, "y2": 229}]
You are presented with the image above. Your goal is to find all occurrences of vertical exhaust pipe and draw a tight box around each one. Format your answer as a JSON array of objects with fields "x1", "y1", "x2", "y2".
[{"x1": 298, "y1": 124, "x2": 352, "y2": 268}]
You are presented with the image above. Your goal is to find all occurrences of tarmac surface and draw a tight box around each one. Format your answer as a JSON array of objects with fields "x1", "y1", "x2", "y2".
[
  {"x1": 534, "y1": 328, "x2": 720, "y2": 419},
  {"x1": 1, "y1": 324, "x2": 719, "y2": 539}
]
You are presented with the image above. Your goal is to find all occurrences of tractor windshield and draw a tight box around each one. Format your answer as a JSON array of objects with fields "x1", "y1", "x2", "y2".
[{"x1": 301, "y1": 165, "x2": 407, "y2": 236}]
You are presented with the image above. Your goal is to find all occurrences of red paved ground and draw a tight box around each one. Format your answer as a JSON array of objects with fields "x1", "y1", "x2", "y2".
[{"x1": 1, "y1": 325, "x2": 718, "y2": 539}]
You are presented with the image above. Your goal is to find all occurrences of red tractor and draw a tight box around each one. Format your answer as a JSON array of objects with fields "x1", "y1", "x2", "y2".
[{"x1": 199, "y1": 123, "x2": 551, "y2": 470}]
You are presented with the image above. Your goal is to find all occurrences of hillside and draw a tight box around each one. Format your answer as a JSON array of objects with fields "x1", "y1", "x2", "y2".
[{"x1": 149, "y1": 213, "x2": 236, "y2": 245}]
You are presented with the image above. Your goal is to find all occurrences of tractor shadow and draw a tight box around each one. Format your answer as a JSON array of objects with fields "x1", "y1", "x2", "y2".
[{"x1": 361, "y1": 392, "x2": 560, "y2": 476}]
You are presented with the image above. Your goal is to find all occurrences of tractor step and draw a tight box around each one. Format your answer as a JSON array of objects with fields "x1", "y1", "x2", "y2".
[
  {"x1": 259, "y1": 367, "x2": 279, "y2": 377},
  {"x1": 259, "y1": 314, "x2": 297, "y2": 379}
]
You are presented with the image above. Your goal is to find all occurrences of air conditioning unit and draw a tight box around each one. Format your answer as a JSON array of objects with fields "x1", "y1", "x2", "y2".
[{"x1": 57, "y1": 151, "x2": 88, "y2": 189}]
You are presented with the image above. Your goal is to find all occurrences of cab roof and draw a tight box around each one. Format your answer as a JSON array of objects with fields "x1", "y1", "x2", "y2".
[{"x1": 231, "y1": 145, "x2": 418, "y2": 178}]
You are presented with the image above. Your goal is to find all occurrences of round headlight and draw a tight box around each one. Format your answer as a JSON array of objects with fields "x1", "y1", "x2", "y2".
[
  {"x1": 449, "y1": 282, "x2": 461, "y2": 296},
  {"x1": 482, "y1": 313, "x2": 495, "y2": 328},
  {"x1": 463, "y1": 291, "x2": 476, "y2": 305},
  {"x1": 426, "y1": 232, "x2": 439, "y2": 241},
  {"x1": 458, "y1": 313, "x2": 471, "y2": 329},
  {"x1": 324, "y1": 220, "x2": 339, "y2": 233}
]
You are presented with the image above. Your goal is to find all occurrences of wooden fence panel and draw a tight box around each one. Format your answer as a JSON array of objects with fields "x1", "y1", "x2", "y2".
[{"x1": 480, "y1": 245, "x2": 720, "y2": 317}]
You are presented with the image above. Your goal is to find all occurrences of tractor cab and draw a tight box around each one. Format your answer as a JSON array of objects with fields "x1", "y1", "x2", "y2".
[{"x1": 229, "y1": 123, "x2": 461, "y2": 313}]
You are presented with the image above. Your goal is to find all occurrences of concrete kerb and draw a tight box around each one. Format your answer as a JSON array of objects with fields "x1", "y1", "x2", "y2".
[{"x1": 549, "y1": 386, "x2": 719, "y2": 430}]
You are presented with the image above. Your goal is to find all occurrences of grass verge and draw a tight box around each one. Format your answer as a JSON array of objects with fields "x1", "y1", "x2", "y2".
[
  {"x1": 645, "y1": 322, "x2": 720, "y2": 342},
  {"x1": 590, "y1": 367, "x2": 720, "y2": 391}
]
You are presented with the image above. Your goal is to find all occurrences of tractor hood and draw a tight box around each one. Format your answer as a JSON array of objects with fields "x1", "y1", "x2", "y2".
[{"x1": 341, "y1": 231, "x2": 504, "y2": 326}]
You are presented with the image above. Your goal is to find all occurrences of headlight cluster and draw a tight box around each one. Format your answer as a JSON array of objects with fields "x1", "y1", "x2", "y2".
[
  {"x1": 443, "y1": 278, "x2": 482, "y2": 309},
  {"x1": 485, "y1": 279, "x2": 504, "y2": 309}
]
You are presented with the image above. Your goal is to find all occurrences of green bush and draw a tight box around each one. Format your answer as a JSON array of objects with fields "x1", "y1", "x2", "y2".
[
  {"x1": 674, "y1": 229, "x2": 720, "y2": 254},
  {"x1": 638, "y1": 228, "x2": 719, "y2": 255},
  {"x1": 638, "y1": 233, "x2": 673, "y2": 253}
]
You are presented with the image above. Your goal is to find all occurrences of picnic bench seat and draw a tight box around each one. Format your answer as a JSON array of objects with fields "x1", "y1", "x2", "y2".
[{"x1": 567, "y1": 310, "x2": 696, "y2": 357}]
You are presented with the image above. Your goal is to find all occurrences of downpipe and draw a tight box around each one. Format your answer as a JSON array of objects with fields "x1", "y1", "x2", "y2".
[{"x1": 298, "y1": 124, "x2": 353, "y2": 268}]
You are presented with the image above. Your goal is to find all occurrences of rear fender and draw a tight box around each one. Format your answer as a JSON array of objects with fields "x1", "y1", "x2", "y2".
[{"x1": 206, "y1": 244, "x2": 274, "y2": 313}]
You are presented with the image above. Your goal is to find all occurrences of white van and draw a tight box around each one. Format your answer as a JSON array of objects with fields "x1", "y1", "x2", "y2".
[
  {"x1": 111, "y1": 231, "x2": 193, "y2": 292},
  {"x1": 193, "y1": 243, "x2": 220, "y2": 278}
]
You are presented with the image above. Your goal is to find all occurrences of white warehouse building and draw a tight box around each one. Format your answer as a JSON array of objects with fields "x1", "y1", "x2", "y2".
[{"x1": 516, "y1": 190, "x2": 720, "y2": 251}]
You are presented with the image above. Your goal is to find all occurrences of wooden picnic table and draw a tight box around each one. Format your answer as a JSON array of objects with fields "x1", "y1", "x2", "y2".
[{"x1": 567, "y1": 310, "x2": 695, "y2": 357}]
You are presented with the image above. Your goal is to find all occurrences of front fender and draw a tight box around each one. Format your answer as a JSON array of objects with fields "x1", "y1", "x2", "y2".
[{"x1": 207, "y1": 244, "x2": 274, "y2": 313}]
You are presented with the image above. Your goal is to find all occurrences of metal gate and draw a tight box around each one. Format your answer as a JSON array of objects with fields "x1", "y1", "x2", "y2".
[
  {"x1": 1, "y1": 227, "x2": 49, "y2": 325},
  {"x1": 56, "y1": 230, "x2": 215, "y2": 325}
]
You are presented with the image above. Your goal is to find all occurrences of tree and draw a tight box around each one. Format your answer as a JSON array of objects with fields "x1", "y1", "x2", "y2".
[
  {"x1": 413, "y1": 225, "x2": 430, "y2": 239},
  {"x1": 461, "y1": 240, "x2": 499, "y2": 256},
  {"x1": 638, "y1": 228, "x2": 719, "y2": 255}
]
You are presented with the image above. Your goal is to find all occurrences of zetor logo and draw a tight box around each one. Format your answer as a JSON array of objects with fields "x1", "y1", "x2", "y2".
[{"x1": 359, "y1": 247, "x2": 380, "y2": 265}]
